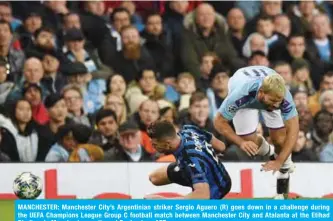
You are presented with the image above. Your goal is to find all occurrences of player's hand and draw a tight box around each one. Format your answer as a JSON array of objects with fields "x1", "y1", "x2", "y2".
[
  {"x1": 144, "y1": 194, "x2": 165, "y2": 199},
  {"x1": 261, "y1": 160, "x2": 283, "y2": 173},
  {"x1": 240, "y1": 141, "x2": 258, "y2": 156}
]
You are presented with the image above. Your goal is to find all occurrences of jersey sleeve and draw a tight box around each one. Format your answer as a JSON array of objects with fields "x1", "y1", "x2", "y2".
[
  {"x1": 185, "y1": 155, "x2": 209, "y2": 185},
  {"x1": 280, "y1": 90, "x2": 298, "y2": 121},
  {"x1": 218, "y1": 89, "x2": 245, "y2": 121},
  {"x1": 201, "y1": 130, "x2": 213, "y2": 143}
]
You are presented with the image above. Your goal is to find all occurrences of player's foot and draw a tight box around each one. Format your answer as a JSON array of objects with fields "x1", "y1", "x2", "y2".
[
  {"x1": 274, "y1": 194, "x2": 284, "y2": 200},
  {"x1": 274, "y1": 194, "x2": 287, "y2": 200}
]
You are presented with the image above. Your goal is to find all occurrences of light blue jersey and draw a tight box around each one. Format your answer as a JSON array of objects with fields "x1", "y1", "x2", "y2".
[{"x1": 218, "y1": 66, "x2": 298, "y2": 121}]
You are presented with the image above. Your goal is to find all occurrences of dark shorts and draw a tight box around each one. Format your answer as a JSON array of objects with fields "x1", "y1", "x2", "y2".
[
  {"x1": 167, "y1": 162, "x2": 232, "y2": 199},
  {"x1": 167, "y1": 162, "x2": 192, "y2": 187}
]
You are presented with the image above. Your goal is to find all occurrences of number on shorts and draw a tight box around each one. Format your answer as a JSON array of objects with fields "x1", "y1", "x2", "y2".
[{"x1": 243, "y1": 69, "x2": 268, "y2": 78}]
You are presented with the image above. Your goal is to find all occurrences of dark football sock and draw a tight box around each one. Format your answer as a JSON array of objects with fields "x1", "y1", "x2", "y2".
[{"x1": 277, "y1": 171, "x2": 290, "y2": 198}]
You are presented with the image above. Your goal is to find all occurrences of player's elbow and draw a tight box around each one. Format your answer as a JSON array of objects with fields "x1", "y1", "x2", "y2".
[
  {"x1": 211, "y1": 136, "x2": 226, "y2": 152},
  {"x1": 219, "y1": 142, "x2": 226, "y2": 152},
  {"x1": 149, "y1": 173, "x2": 159, "y2": 186},
  {"x1": 148, "y1": 165, "x2": 171, "y2": 186}
]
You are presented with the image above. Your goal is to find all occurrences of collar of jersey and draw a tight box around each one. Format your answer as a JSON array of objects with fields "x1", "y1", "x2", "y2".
[{"x1": 172, "y1": 132, "x2": 185, "y2": 157}]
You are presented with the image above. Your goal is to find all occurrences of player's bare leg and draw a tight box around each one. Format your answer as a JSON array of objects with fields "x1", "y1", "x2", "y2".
[
  {"x1": 240, "y1": 132, "x2": 275, "y2": 158},
  {"x1": 244, "y1": 128, "x2": 293, "y2": 199},
  {"x1": 241, "y1": 129, "x2": 291, "y2": 199},
  {"x1": 269, "y1": 128, "x2": 294, "y2": 199},
  {"x1": 149, "y1": 165, "x2": 171, "y2": 186}
]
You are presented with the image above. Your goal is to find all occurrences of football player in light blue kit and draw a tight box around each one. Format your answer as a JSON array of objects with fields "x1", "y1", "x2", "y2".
[{"x1": 214, "y1": 66, "x2": 299, "y2": 199}]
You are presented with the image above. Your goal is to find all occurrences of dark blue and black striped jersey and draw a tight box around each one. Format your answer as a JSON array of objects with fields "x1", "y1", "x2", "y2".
[{"x1": 173, "y1": 125, "x2": 230, "y2": 199}]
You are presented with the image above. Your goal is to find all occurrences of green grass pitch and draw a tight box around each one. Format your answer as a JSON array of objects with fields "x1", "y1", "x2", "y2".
[
  {"x1": 1, "y1": 198, "x2": 331, "y2": 221},
  {"x1": 0, "y1": 200, "x2": 14, "y2": 221}
]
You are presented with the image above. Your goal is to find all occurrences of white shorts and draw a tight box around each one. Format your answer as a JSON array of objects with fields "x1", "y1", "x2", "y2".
[{"x1": 233, "y1": 108, "x2": 285, "y2": 136}]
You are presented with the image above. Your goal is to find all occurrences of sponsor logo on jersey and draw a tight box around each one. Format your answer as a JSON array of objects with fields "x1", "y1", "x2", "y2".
[{"x1": 280, "y1": 99, "x2": 292, "y2": 113}]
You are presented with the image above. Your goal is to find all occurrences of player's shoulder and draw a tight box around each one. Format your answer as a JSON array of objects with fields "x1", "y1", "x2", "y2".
[
  {"x1": 182, "y1": 124, "x2": 199, "y2": 130},
  {"x1": 180, "y1": 126, "x2": 206, "y2": 145},
  {"x1": 181, "y1": 125, "x2": 200, "y2": 134},
  {"x1": 181, "y1": 125, "x2": 208, "y2": 138}
]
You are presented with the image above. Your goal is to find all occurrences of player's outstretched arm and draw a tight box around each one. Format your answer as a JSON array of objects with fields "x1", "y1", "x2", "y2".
[
  {"x1": 213, "y1": 113, "x2": 243, "y2": 147},
  {"x1": 210, "y1": 135, "x2": 226, "y2": 153},
  {"x1": 262, "y1": 115, "x2": 299, "y2": 172},
  {"x1": 214, "y1": 113, "x2": 258, "y2": 156},
  {"x1": 182, "y1": 183, "x2": 210, "y2": 199},
  {"x1": 154, "y1": 183, "x2": 211, "y2": 199}
]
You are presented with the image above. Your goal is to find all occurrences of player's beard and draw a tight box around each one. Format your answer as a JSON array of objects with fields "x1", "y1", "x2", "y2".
[
  {"x1": 123, "y1": 42, "x2": 141, "y2": 60},
  {"x1": 163, "y1": 147, "x2": 174, "y2": 155},
  {"x1": 263, "y1": 104, "x2": 274, "y2": 112},
  {"x1": 259, "y1": 96, "x2": 275, "y2": 112},
  {"x1": 159, "y1": 144, "x2": 173, "y2": 155},
  {"x1": 162, "y1": 150, "x2": 173, "y2": 155}
]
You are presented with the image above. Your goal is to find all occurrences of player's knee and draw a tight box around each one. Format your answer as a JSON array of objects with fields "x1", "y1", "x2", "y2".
[
  {"x1": 149, "y1": 173, "x2": 158, "y2": 185},
  {"x1": 241, "y1": 133, "x2": 259, "y2": 145},
  {"x1": 149, "y1": 173, "x2": 163, "y2": 186}
]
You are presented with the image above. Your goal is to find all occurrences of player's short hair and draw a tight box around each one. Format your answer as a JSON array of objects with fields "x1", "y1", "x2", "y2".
[
  {"x1": 261, "y1": 74, "x2": 286, "y2": 98},
  {"x1": 147, "y1": 120, "x2": 177, "y2": 140}
]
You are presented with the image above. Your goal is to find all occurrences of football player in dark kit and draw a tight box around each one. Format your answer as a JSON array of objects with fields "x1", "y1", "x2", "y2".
[{"x1": 145, "y1": 121, "x2": 231, "y2": 199}]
